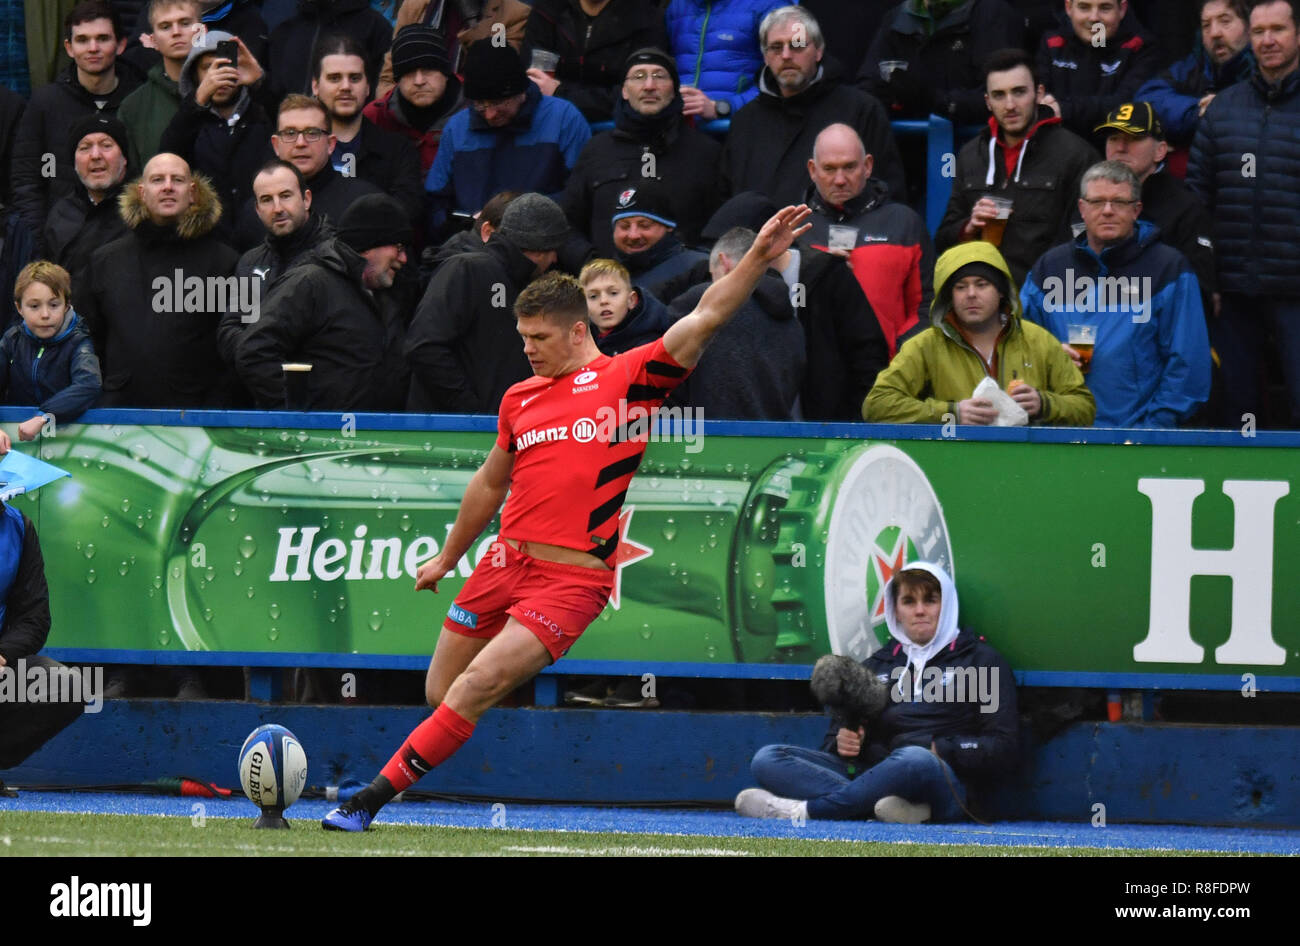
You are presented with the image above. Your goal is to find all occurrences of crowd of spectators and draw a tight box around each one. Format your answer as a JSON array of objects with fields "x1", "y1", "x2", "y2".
[{"x1": 0, "y1": 0, "x2": 1296, "y2": 430}]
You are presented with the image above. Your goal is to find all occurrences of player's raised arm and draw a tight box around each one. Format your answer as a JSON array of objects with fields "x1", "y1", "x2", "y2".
[
  {"x1": 414, "y1": 445, "x2": 514, "y2": 592},
  {"x1": 663, "y1": 204, "x2": 811, "y2": 369}
]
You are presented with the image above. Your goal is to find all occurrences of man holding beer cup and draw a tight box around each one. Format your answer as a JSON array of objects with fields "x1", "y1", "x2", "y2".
[
  {"x1": 863, "y1": 241, "x2": 1094, "y2": 426},
  {"x1": 1020, "y1": 160, "x2": 1211, "y2": 428}
]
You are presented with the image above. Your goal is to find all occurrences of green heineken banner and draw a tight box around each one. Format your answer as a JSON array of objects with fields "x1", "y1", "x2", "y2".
[{"x1": 15, "y1": 422, "x2": 1298, "y2": 679}]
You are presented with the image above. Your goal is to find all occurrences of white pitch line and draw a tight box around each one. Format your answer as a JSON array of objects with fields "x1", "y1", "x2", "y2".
[{"x1": 503, "y1": 844, "x2": 750, "y2": 856}]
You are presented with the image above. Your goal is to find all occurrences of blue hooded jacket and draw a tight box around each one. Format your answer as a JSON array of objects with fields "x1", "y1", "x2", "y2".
[
  {"x1": 0, "y1": 310, "x2": 103, "y2": 422},
  {"x1": 1020, "y1": 220, "x2": 1211, "y2": 428}
]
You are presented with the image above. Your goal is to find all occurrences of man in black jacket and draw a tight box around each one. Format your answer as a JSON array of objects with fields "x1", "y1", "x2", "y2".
[
  {"x1": 722, "y1": 6, "x2": 905, "y2": 207},
  {"x1": 738, "y1": 562, "x2": 1019, "y2": 823},
  {"x1": 562, "y1": 48, "x2": 721, "y2": 256},
  {"x1": 1096, "y1": 102, "x2": 1216, "y2": 310},
  {"x1": 0, "y1": 498, "x2": 90, "y2": 781},
  {"x1": 42, "y1": 114, "x2": 132, "y2": 310},
  {"x1": 1035, "y1": 0, "x2": 1162, "y2": 138},
  {"x1": 219, "y1": 159, "x2": 334, "y2": 366},
  {"x1": 79, "y1": 152, "x2": 241, "y2": 407},
  {"x1": 857, "y1": 0, "x2": 1026, "y2": 126},
  {"x1": 311, "y1": 32, "x2": 425, "y2": 234},
  {"x1": 665, "y1": 227, "x2": 805, "y2": 421},
  {"x1": 236, "y1": 193, "x2": 413, "y2": 411},
  {"x1": 11, "y1": 1, "x2": 143, "y2": 254},
  {"x1": 405, "y1": 192, "x2": 567, "y2": 413},
  {"x1": 522, "y1": 0, "x2": 668, "y2": 122},
  {"x1": 936, "y1": 48, "x2": 1100, "y2": 288},
  {"x1": 1187, "y1": 0, "x2": 1300, "y2": 427},
  {"x1": 701, "y1": 190, "x2": 889, "y2": 420}
]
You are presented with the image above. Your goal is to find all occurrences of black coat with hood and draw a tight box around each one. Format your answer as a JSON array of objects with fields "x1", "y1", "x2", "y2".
[
  {"x1": 79, "y1": 172, "x2": 241, "y2": 408},
  {"x1": 522, "y1": 0, "x2": 669, "y2": 122},
  {"x1": 821, "y1": 563, "x2": 1020, "y2": 789},
  {"x1": 267, "y1": 0, "x2": 393, "y2": 103},
  {"x1": 234, "y1": 162, "x2": 381, "y2": 250},
  {"x1": 159, "y1": 32, "x2": 276, "y2": 229},
  {"x1": 666, "y1": 273, "x2": 805, "y2": 421},
  {"x1": 935, "y1": 105, "x2": 1099, "y2": 288},
  {"x1": 235, "y1": 236, "x2": 410, "y2": 411},
  {"x1": 404, "y1": 233, "x2": 538, "y2": 414},
  {"x1": 723, "y1": 57, "x2": 905, "y2": 207},
  {"x1": 561, "y1": 95, "x2": 722, "y2": 256},
  {"x1": 10, "y1": 62, "x2": 144, "y2": 252}
]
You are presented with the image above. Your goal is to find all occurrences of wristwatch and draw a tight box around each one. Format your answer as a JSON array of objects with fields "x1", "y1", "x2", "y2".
[{"x1": 714, "y1": 99, "x2": 731, "y2": 118}]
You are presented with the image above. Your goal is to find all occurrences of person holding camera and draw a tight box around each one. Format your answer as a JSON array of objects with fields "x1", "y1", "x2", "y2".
[{"x1": 736, "y1": 562, "x2": 1019, "y2": 823}]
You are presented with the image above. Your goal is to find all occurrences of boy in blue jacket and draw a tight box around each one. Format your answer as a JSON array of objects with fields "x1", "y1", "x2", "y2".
[{"x1": 0, "y1": 262, "x2": 102, "y2": 446}]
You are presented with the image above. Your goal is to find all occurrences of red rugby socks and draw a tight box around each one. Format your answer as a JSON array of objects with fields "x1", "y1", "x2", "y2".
[{"x1": 351, "y1": 704, "x2": 476, "y2": 816}]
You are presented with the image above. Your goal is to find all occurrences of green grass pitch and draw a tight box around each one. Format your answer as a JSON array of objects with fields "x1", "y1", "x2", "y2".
[{"x1": 0, "y1": 811, "x2": 1209, "y2": 856}]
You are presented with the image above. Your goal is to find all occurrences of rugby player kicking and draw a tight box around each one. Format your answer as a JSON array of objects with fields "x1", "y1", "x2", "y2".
[{"x1": 323, "y1": 204, "x2": 811, "y2": 830}]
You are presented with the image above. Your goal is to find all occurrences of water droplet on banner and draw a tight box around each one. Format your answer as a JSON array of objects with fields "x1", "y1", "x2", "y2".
[
  {"x1": 85, "y1": 569, "x2": 96, "y2": 583},
  {"x1": 238, "y1": 535, "x2": 257, "y2": 559},
  {"x1": 368, "y1": 611, "x2": 383, "y2": 632},
  {"x1": 83, "y1": 543, "x2": 95, "y2": 559},
  {"x1": 269, "y1": 603, "x2": 281, "y2": 620}
]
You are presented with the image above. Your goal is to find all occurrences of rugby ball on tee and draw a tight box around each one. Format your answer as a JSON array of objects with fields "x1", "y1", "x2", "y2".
[{"x1": 238, "y1": 724, "x2": 308, "y2": 810}]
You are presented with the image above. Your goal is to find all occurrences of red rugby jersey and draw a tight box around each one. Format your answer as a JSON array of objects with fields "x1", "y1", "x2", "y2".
[{"x1": 496, "y1": 338, "x2": 690, "y2": 562}]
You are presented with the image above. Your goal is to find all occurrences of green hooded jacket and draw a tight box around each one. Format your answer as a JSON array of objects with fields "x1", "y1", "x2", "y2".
[{"x1": 864, "y1": 241, "x2": 1096, "y2": 426}]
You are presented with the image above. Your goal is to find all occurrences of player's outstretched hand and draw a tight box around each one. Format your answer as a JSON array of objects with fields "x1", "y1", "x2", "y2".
[
  {"x1": 415, "y1": 556, "x2": 452, "y2": 593},
  {"x1": 751, "y1": 204, "x2": 812, "y2": 264}
]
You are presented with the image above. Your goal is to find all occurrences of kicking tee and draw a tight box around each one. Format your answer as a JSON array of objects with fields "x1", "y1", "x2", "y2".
[{"x1": 496, "y1": 337, "x2": 690, "y2": 563}]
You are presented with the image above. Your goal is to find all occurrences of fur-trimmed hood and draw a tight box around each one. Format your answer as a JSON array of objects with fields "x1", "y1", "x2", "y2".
[{"x1": 118, "y1": 169, "x2": 223, "y2": 239}]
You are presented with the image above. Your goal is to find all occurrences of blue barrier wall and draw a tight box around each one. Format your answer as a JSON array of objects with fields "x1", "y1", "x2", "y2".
[{"x1": 10, "y1": 701, "x2": 1300, "y2": 828}]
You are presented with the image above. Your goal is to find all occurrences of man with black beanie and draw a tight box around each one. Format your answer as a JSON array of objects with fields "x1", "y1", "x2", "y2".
[
  {"x1": 425, "y1": 41, "x2": 590, "y2": 235},
  {"x1": 406, "y1": 192, "x2": 568, "y2": 413},
  {"x1": 561, "y1": 48, "x2": 722, "y2": 256},
  {"x1": 235, "y1": 192, "x2": 414, "y2": 411},
  {"x1": 362, "y1": 25, "x2": 465, "y2": 178},
  {"x1": 43, "y1": 114, "x2": 132, "y2": 307}
]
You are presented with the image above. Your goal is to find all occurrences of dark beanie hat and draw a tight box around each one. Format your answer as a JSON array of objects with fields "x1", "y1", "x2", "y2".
[
  {"x1": 338, "y1": 194, "x2": 415, "y2": 252},
  {"x1": 610, "y1": 178, "x2": 677, "y2": 229},
  {"x1": 462, "y1": 41, "x2": 529, "y2": 100},
  {"x1": 496, "y1": 193, "x2": 569, "y2": 251},
  {"x1": 940, "y1": 261, "x2": 1010, "y2": 304},
  {"x1": 391, "y1": 25, "x2": 452, "y2": 80},
  {"x1": 702, "y1": 191, "x2": 778, "y2": 241},
  {"x1": 68, "y1": 113, "x2": 131, "y2": 164},
  {"x1": 623, "y1": 47, "x2": 679, "y2": 90}
]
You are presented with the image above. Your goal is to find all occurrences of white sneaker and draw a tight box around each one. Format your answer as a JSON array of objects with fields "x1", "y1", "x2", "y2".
[
  {"x1": 874, "y1": 795, "x2": 931, "y2": 823},
  {"x1": 735, "y1": 788, "x2": 807, "y2": 821}
]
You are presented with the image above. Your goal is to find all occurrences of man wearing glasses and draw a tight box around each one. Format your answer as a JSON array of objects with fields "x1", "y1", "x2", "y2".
[
  {"x1": 720, "y1": 6, "x2": 905, "y2": 207},
  {"x1": 234, "y1": 93, "x2": 380, "y2": 249},
  {"x1": 425, "y1": 42, "x2": 589, "y2": 236},
  {"x1": 1021, "y1": 160, "x2": 1211, "y2": 428},
  {"x1": 561, "y1": 48, "x2": 722, "y2": 256}
]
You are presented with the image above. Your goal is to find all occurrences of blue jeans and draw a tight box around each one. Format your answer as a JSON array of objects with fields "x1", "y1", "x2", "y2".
[{"x1": 750, "y1": 744, "x2": 967, "y2": 822}]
